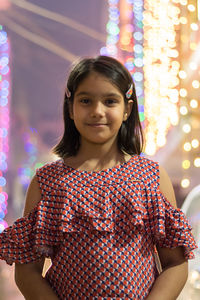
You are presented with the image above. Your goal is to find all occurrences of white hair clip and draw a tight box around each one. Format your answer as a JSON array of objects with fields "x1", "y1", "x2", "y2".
[
  {"x1": 126, "y1": 84, "x2": 133, "y2": 99},
  {"x1": 65, "y1": 88, "x2": 71, "y2": 98}
]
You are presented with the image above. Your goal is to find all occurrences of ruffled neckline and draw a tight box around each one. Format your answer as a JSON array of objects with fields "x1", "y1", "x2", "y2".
[{"x1": 60, "y1": 154, "x2": 138, "y2": 174}]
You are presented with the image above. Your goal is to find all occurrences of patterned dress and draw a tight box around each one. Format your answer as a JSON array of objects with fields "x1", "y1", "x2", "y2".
[{"x1": 0, "y1": 155, "x2": 197, "y2": 299}]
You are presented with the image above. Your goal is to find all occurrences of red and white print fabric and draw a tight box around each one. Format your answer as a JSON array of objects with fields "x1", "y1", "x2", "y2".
[{"x1": 0, "y1": 156, "x2": 197, "y2": 299}]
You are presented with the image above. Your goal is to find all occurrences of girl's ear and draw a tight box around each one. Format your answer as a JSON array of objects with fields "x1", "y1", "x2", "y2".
[{"x1": 123, "y1": 100, "x2": 133, "y2": 121}]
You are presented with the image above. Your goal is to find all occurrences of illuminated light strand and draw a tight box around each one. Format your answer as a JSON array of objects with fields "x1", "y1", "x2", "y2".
[
  {"x1": 0, "y1": 25, "x2": 9, "y2": 232},
  {"x1": 179, "y1": 0, "x2": 200, "y2": 188},
  {"x1": 101, "y1": 0, "x2": 120, "y2": 57},
  {"x1": 129, "y1": 0, "x2": 144, "y2": 124},
  {"x1": 118, "y1": 0, "x2": 144, "y2": 124},
  {"x1": 18, "y1": 128, "x2": 42, "y2": 189},
  {"x1": 143, "y1": 0, "x2": 180, "y2": 156},
  {"x1": 103, "y1": 0, "x2": 145, "y2": 125}
]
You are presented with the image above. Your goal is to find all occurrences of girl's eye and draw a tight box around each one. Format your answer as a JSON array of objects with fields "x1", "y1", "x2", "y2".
[
  {"x1": 80, "y1": 99, "x2": 90, "y2": 104},
  {"x1": 105, "y1": 99, "x2": 117, "y2": 105}
]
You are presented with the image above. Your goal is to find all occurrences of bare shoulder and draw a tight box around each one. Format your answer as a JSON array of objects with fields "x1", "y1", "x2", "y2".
[
  {"x1": 159, "y1": 165, "x2": 177, "y2": 208},
  {"x1": 23, "y1": 175, "x2": 42, "y2": 216}
]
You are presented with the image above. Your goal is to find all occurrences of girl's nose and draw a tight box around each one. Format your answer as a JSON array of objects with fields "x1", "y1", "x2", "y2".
[{"x1": 90, "y1": 102, "x2": 104, "y2": 117}]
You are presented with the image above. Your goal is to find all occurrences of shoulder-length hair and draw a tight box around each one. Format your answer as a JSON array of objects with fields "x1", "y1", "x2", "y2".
[{"x1": 52, "y1": 55, "x2": 144, "y2": 158}]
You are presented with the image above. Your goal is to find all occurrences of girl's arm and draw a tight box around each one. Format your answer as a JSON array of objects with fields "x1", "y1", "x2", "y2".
[
  {"x1": 15, "y1": 259, "x2": 59, "y2": 300},
  {"x1": 146, "y1": 247, "x2": 188, "y2": 300},
  {"x1": 15, "y1": 176, "x2": 59, "y2": 300},
  {"x1": 146, "y1": 166, "x2": 188, "y2": 300}
]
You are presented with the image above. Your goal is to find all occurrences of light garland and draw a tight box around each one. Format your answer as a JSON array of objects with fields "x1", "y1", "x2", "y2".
[
  {"x1": 143, "y1": 0, "x2": 180, "y2": 156},
  {"x1": 0, "y1": 25, "x2": 9, "y2": 232},
  {"x1": 103, "y1": 0, "x2": 145, "y2": 125},
  {"x1": 18, "y1": 128, "x2": 42, "y2": 189},
  {"x1": 101, "y1": 0, "x2": 120, "y2": 57},
  {"x1": 179, "y1": 0, "x2": 200, "y2": 189},
  {"x1": 103, "y1": 0, "x2": 200, "y2": 187}
]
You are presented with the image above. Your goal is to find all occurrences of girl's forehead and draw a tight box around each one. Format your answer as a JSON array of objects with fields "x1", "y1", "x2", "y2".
[{"x1": 75, "y1": 72, "x2": 123, "y2": 96}]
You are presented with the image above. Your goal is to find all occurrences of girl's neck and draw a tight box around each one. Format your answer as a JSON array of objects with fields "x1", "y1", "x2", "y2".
[{"x1": 64, "y1": 142, "x2": 131, "y2": 172}]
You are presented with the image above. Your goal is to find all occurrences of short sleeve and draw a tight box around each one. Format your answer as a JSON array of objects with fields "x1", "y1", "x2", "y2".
[
  {"x1": 146, "y1": 185, "x2": 197, "y2": 260},
  {"x1": 0, "y1": 206, "x2": 62, "y2": 265}
]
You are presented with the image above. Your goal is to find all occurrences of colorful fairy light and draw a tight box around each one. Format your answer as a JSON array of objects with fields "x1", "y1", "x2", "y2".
[
  {"x1": 18, "y1": 128, "x2": 42, "y2": 189},
  {"x1": 181, "y1": 178, "x2": 190, "y2": 188},
  {"x1": 179, "y1": 0, "x2": 200, "y2": 189},
  {"x1": 118, "y1": 0, "x2": 145, "y2": 124},
  {"x1": 100, "y1": 0, "x2": 120, "y2": 57},
  {"x1": 0, "y1": 25, "x2": 9, "y2": 232},
  {"x1": 198, "y1": 0, "x2": 200, "y2": 20},
  {"x1": 104, "y1": 1, "x2": 199, "y2": 190},
  {"x1": 103, "y1": 0, "x2": 145, "y2": 125},
  {"x1": 143, "y1": 0, "x2": 180, "y2": 155}
]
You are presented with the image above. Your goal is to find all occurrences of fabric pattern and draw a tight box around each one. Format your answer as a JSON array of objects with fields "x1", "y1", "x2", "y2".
[{"x1": 0, "y1": 155, "x2": 197, "y2": 299}]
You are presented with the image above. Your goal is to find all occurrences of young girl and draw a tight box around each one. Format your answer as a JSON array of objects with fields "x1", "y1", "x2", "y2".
[{"x1": 0, "y1": 56, "x2": 197, "y2": 299}]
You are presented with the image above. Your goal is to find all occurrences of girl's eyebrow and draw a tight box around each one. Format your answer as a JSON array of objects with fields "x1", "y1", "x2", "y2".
[{"x1": 75, "y1": 91, "x2": 122, "y2": 99}]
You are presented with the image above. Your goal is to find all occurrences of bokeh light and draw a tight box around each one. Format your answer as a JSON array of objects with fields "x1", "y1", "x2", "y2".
[
  {"x1": 182, "y1": 160, "x2": 191, "y2": 169},
  {"x1": 0, "y1": 25, "x2": 9, "y2": 232},
  {"x1": 143, "y1": 0, "x2": 180, "y2": 155},
  {"x1": 191, "y1": 139, "x2": 199, "y2": 148},
  {"x1": 181, "y1": 178, "x2": 190, "y2": 188},
  {"x1": 194, "y1": 158, "x2": 200, "y2": 168},
  {"x1": 183, "y1": 142, "x2": 192, "y2": 151}
]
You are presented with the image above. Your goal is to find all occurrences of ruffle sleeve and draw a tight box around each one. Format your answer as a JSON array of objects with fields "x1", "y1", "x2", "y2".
[
  {"x1": 146, "y1": 186, "x2": 197, "y2": 259},
  {"x1": 0, "y1": 177, "x2": 147, "y2": 266},
  {"x1": 0, "y1": 206, "x2": 63, "y2": 266}
]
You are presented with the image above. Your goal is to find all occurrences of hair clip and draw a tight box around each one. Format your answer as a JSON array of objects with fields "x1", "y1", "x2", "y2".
[
  {"x1": 126, "y1": 84, "x2": 133, "y2": 99},
  {"x1": 65, "y1": 87, "x2": 71, "y2": 98}
]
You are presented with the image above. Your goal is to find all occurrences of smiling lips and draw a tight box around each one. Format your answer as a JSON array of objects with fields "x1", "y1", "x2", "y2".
[{"x1": 87, "y1": 123, "x2": 107, "y2": 127}]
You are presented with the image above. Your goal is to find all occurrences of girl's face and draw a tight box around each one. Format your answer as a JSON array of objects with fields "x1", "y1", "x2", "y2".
[{"x1": 69, "y1": 71, "x2": 133, "y2": 148}]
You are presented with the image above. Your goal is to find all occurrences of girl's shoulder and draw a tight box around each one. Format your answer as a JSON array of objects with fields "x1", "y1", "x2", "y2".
[
  {"x1": 131, "y1": 154, "x2": 160, "y2": 181},
  {"x1": 35, "y1": 159, "x2": 63, "y2": 175}
]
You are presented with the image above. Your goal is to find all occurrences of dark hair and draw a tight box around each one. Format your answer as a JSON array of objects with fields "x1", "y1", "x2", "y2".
[{"x1": 53, "y1": 55, "x2": 144, "y2": 157}]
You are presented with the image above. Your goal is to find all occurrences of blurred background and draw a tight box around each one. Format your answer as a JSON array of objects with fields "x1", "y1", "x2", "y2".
[{"x1": 0, "y1": 0, "x2": 199, "y2": 299}]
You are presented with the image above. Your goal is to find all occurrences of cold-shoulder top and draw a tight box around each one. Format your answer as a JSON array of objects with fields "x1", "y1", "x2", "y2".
[{"x1": 0, "y1": 155, "x2": 197, "y2": 299}]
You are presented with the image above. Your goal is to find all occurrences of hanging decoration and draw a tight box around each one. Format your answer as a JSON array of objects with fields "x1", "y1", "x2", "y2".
[
  {"x1": 0, "y1": 25, "x2": 10, "y2": 232},
  {"x1": 102, "y1": 0, "x2": 145, "y2": 125},
  {"x1": 178, "y1": 0, "x2": 200, "y2": 190}
]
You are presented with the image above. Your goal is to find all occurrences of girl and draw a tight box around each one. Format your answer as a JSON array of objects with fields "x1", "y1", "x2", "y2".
[{"x1": 0, "y1": 56, "x2": 197, "y2": 299}]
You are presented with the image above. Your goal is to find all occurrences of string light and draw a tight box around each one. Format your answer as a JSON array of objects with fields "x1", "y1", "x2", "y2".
[
  {"x1": 192, "y1": 80, "x2": 200, "y2": 89},
  {"x1": 181, "y1": 178, "x2": 190, "y2": 188},
  {"x1": 18, "y1": 128, "x2": 41, "y2": 188},
  {"x1": 179, "y1": 70, "x2": 187, "y2": 79},
  {"x1": 190, "y1": 23, "x2": 199, "y2": 30},
  {"x1": 182, "y1": 123, "x2": 191, "y2": 133},
  {"x1": 101, "y1": 0, "x2": 120, "y2": 57},
  {"x1": 191, "y1": 139, "x2": 199, "y2": 148},
  {"x1": 194, "y1": 158, "x2": 200, "y2": 167},
  {"x1": 182, "y1": 160, "x2": 191, "y2": 169},
  {"x1": 104, "y1": 0, "x2": 145, "y2": 126},
  {"x1": 179, "y1": 88, "x2": 187, "y2": 97},
  {"x1": 180, "y1": 106, "x2": 188, "y2": 115},
  {"x1": 190, "y1": 99, "x2": 198, "y2": 108},
  {"x1": 180, "y1": 0, "x2": 188, "y2": 5},
  {"x1": 179, "y1": 0, "x2": 199, "y2": 189},
  {"x1": 183, "y1": 142, "x2": 192, "y2": 151},
  {"x1": 187, "y1": 4, "x2": 196, "y2": 12},
  {"x1": 0, "y1": 25, "x2": 9, "y2": 232},
  {"x1": 143, "y1": 0, "x2": 180, "y2": 155},
  {"x1": 117, "y1": 0, "x2": 145, "y2": 125}
]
